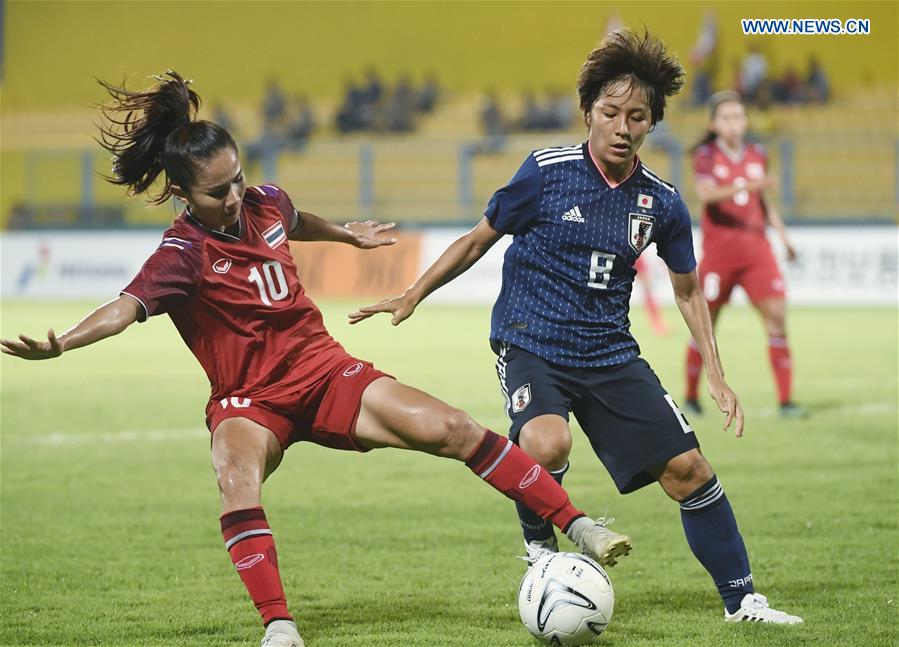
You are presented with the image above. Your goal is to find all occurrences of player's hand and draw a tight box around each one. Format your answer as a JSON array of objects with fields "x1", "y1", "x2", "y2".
[
  {"x1": 348, "y1": 293, "x2": 417, "y2": 326},
  {"x1": 783, "y1": 239, "x2": 798, "y2": 262},
  {"x1": 747, "y1": 175, "x2": 776, "y2": 193},
  {"x1": 345, "y1": 220, "x2": 397, "y2": 249},
  {"x1": 1, "y1": 329, "x2": 63, "y2": 360},
  {"x1": 707, "y1": 376, "x2": 744, "y2": 438}
]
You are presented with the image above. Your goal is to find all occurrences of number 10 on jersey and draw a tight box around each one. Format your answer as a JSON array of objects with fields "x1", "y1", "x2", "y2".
[{"x1": 248, "y1": 260, "x2": 289, "y2": 305}]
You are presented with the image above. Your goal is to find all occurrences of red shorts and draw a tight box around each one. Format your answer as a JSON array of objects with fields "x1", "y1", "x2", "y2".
[
  {"x1": 699, "y1": 240, "x2": 785, "y2": 309},
  {"x1": 205, "y1": 355, "x2": 392, "y2": 451}
]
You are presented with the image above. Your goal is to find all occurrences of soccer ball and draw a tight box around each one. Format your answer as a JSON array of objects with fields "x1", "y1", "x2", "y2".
[{"x1": 518, "y1": 552, "x2": 614, "y2": 645}]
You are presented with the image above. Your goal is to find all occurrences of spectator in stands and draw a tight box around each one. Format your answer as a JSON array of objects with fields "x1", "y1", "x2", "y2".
[
  {"x1": 477, "y1": 90, "x2": 506, "y2": 154},
  {"x1": 336, "y1": 78, "x2": 373, "y2": 133},
  {"x1": 772, "y1": 65, "x2": 804, "y2": 105},
  {"x1": 806, "y1": 55, "x2": 830, "y2": 104},
  {"x1": 417, "y1": 72, "x2": 441, "y2": 113},
  {"x1": 286, "y1": 94, "x2": 315, "y2": 150},
  {"x1": 361, "y1": 67, "x2": 384, "y2": 107},
  {"x1": 546, "y1": 87, "x2": 573, "y2": 130},
  {"x1": 383, "y1": 74, "x2": 416, "y2": 133},
  {"x1": 261, "y1": 77, "x2": 286, "y2": 134},
  {"x1": 689, "y1": 10, "x2": 718, "y2": 106},
  {"x1": 211, "y1": 103, "x2": 236, "y2": 138},
  {"x1": 740, "y1": 44, "x2": 768, "y2": 103},
  {"x1": 518, "y1": 90, "x2": 544, "y2": 131}
]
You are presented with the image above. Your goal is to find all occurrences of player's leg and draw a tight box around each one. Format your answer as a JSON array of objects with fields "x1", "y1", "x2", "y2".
[
  {"x1": 652, "y1": 449, "x2": 802, "y2": 623},
  {"x1": 743, "y1": 249, "x2": 806, "y2": 417},
  {"x1": 353, "y1": 377, "x2": 616, "y2": 564},
  {"x1": 635, "y1": 256, "x2": 670, "y2": 335},
  {"x1": 755, "y1": 297, "x2": 804, "y2": 416},
  {"x1": 685, "y1": 262, "x2": 733, "y2": 414},
  {"x1": 516, "y1": 414, "x2": 573, "y2": 559},
  {"x1": 211, "y1": 416, "x2": 303, "y2": 646}
]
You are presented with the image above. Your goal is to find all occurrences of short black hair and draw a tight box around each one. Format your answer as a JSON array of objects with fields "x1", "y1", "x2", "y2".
[{"x1": 577, "y1": 29, "x2": 685, "y2": 125}]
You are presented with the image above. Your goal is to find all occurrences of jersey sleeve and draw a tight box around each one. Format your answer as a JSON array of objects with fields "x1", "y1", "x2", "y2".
[
  {"x1": 120, "y1": 241, "x2": 200, "y2": 321},
  {"x1": 655, "y1": 195, "x2": 697, "y2": 274},
  {"x1": 692, "y1": 145, "x2": 715, "y2": 181},
  {"x1": 484, "y1": 154, "x2": 542, "y2": 235},
  {"x1": 257, "y1": 184, "x2": 299, "y2": 233}
]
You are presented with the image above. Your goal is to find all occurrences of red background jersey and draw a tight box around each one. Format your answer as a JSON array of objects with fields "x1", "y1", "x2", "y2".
[
  {"x1": 693, "y1": 141, "x2": 769, "y2": 242},
  {"x1": 121, "y1": 185, "x2": 346, "y2": 405}
]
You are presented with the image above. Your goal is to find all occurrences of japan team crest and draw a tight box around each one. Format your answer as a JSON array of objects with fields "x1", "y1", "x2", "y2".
[
  {"x1": 628, "y1": 213, "x2": 656, "y2": 253},
  {"x1": 511, "y1": 383, "x2": 531, "y2": 413}
]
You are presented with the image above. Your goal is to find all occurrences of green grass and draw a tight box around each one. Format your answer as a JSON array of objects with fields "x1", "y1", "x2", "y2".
[{"x1": 1, "y1": 300, "x2": 896, "y2": 647}]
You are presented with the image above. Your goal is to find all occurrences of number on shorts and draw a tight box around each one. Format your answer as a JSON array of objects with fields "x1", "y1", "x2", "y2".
[
  {"x1": 664, "y1": 394, "x2": 694, "y2": 434},
  {"x1": 588, "y1": 251, "x2": 616, "y2": 289},
  {"x1": 703, "y1": 272, "x2": 721, "y2": 301},
  {"x1": 248, "y1": 260, "x2": 289, "y2": 306}
]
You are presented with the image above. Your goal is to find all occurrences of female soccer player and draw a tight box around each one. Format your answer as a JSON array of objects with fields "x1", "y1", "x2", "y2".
[
  {"x1": 1, "y1": 72, "x2": 624, "y2": 647},
  {"x1": 684, "y1": 90, "x2": 805, "y2": 418},
  {"x1": 352, "y1": 31, "x2": 802, "y2": 624}
]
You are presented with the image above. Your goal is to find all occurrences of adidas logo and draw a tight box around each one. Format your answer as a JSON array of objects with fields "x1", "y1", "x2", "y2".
[{"x1": 562, "y1": 205, "x2": 585, "y2": 223}]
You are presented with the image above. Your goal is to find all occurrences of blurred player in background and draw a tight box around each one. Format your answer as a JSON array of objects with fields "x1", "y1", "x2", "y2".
[
  {"x1": 353, "y1": 30, "x2": 802, "y2": 625},
  {"x1": 634, "y1": 255, "x2": 671, "y2": 335},
  {"x1": 1, "y1": 72, "x2": 629, "y2": 647},
  {"x1": 684, "y1": 90, "x2": 806, "y2": 418}
]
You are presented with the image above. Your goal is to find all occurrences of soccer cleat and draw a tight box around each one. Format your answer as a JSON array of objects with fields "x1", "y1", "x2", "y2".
[
  {"x1": 780, "y1": 402, "x2": 809, "y2": 418},
  {"x1": 575, "y1": 518, "x2": 632, "y2": 568},
  {"x1": 724, "y1": 593, "x2": 803, "y2": 625},
  {"x1": 683, "y1": 398, "x2": 703, "y2": 416},
  {"x1": 519, "y1": 536, "x2": 559, "y2": 566},
  {"x1": 261, "y1": 620, "x2": 304, "y2": 647}
]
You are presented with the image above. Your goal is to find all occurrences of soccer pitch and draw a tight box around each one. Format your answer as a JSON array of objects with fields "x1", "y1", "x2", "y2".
[{"x1": 1, "y1": 300, "x2": 896, "y2": 647}]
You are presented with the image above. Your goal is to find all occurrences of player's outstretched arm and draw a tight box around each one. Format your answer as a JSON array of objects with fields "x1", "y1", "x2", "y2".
[
  {"x1": 348, "y1": 217, "x2": 502, "y2": 326},
  {"x1": 1, "y1": 295, "x2": 141, "y2": 361},
  {"x1": 289, "y1": 210, "x2": 397, "y2": 249},
  {"x1": 668, "y1": 269, "x2": 745, "y2": 437}
]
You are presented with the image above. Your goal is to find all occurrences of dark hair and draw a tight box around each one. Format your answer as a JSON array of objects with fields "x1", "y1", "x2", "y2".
[
  {"x1": 693, "y1": 90, "x2": 744, "y2": 151},
  {"x1": 96, "y1": 70, "x2": 237, "y2": 205},
  {"x1": 576, "y1": 29, "x2": 685, "y2": 128}
]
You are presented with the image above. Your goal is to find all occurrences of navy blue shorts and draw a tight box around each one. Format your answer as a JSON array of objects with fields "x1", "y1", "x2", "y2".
[{"x1": 493, "y1": 342, "x2": 700, "y2": 494}]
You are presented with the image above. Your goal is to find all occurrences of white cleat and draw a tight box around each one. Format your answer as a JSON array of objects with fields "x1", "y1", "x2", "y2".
[
  {"x1": 261, "y1": 620, "x2": 304, "y2": 647},
  {"x1": 724, "y1": 593, "x2": 803, "y2": 625},
  {"x1": 575, "y1": 517, "x2": 632, "y2": 568},
  {"x1": 519, "y1": 536, "x2": 559, "y2": 566}
]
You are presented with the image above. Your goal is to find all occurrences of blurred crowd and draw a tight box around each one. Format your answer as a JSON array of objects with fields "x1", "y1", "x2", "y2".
[
  {"x1": 335, "y1": 68, "x2": 441, "y2": 134},
  {"x1": 690, "y1": 11, "x2": 830, "y2": 107}
]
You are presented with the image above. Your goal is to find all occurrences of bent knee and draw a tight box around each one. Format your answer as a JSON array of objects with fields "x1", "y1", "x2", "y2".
[
  {"x1": 657, "y1": 452, "x2": 714, "y2": 500},
  {"x1": 435, "y1": 408, "x2": 482, "y2": 458},
  {"x1": 520, "y1": 420, "x2": 571, "y2": 470}
]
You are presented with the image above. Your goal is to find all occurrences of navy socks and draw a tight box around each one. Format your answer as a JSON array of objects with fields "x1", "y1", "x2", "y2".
[{"x1": 680, "y1": 475, "x2": 754, "y2": 613}]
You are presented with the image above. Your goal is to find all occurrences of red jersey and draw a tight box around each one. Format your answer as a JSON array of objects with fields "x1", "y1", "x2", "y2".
[
  {"x1": 693, "y1": 141, "x2": 769, "y2": 243},
  {"x1": 121, "y1": 184, "x2": 346, "y2": 406}
]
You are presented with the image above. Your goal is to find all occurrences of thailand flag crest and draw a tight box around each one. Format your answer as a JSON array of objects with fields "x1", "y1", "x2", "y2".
[{"x1": 263, "y1": 221, "x2": 286, "y2": 249}]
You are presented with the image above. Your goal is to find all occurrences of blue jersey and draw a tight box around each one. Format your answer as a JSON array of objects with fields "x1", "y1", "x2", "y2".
[{"x1": 485, "y1": 142, "x2": 696, "y2": 368}]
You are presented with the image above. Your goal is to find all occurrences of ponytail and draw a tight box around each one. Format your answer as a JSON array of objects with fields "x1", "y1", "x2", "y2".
[{"x1": 97, "y1": 70, "x2": 236, "y2": 205}]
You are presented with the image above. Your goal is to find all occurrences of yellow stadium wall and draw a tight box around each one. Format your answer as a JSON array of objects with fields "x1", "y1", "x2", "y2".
[{"x1": 3, "y1": 0, "x2": 896, "y2": 112}]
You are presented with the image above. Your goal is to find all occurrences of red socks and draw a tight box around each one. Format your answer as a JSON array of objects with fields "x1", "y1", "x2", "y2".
[
  {"x1": 465, "y1": 429, "x2": 584, "y2": 532},
  {"x1": 221, "y1": 507, "x2": 292, "y2": 626},
  {"x1": 768, "y1": 336, "x2": 793, "y2": 404},
  {"x1": 685, "y1": 341, "x2": 703, "y2": 400},
  {"x1": 687, "y1": 336, "x2": 793, "y2": 404}
]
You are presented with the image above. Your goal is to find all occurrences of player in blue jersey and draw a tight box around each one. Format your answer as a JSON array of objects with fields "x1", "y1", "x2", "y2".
[{"x1": 352, "y1": 30, "x2": 802, "y2": 624}]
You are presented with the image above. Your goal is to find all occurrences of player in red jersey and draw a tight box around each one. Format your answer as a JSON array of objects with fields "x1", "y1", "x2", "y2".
[
  {"x1": 684, "y1": 90, "x2": 806, "y2": 418},
  {"x1": 1, "y1": 72, "x2": 628, "y2": 647}
]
